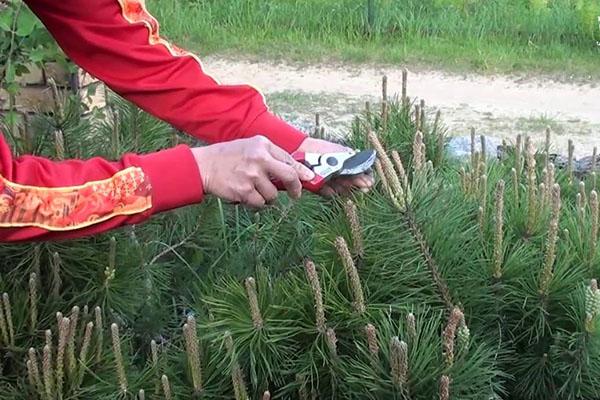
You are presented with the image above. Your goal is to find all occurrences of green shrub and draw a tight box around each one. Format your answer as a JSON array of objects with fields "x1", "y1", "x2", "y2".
[{"x1": 1, "y1": 73, "x2": 600, "y2": 399}]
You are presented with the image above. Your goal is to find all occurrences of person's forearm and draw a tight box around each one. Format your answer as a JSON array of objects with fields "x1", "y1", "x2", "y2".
[
  {"x1": 23, "y1": 0, "x2": 307, "y2": 152},
  {"x1": 0, "y1": 133, "x2": 203, "y2": 242}
]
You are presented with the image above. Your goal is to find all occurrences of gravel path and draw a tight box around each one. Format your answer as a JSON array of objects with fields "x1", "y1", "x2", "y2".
[{"x1": 201, "y1": 57, "x2": 600, "y2": 157}]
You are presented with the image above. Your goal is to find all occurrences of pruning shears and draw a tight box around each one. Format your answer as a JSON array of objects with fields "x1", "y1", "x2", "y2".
[{"x1": 276, "y1": 149, "x2": 377, "y2": 193}]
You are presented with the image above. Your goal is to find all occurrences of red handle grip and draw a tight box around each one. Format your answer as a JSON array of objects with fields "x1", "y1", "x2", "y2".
[{"x1": 273, "y1": 151, "x2": 327, "y2": 193}]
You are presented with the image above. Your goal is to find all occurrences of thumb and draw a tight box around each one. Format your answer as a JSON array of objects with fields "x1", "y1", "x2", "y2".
[{"x1": 267, "y1": 142, "x2": 315, "y2": 181}]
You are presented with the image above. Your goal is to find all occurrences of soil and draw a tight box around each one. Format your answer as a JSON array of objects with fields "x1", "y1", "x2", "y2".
[{"x1": 201, "y1": 56, "x2": 600, "y2": 158}]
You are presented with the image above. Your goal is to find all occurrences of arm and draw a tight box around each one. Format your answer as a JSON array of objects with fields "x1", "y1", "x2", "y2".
[
  {"x1": 23, "y1": 0, "x2": 307, "y2": 153},
  {"x1": 0, "y1": 132, "x2": 203, "y2": 242}
]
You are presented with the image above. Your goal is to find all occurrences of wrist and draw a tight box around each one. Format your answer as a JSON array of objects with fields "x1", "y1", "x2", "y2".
[{"x1": 191, "y1": 147, "x2": 211, "y2": 195}]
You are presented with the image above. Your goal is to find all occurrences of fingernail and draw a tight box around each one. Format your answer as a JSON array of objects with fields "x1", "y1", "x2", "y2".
[{"x1": 302, "y1": 167, "x2": 316, "y2": 180}]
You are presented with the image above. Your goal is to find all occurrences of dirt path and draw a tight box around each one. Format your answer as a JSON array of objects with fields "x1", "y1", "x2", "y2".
[{"x1": 202, "y1": 57, "x2": 600, "y2": 157}]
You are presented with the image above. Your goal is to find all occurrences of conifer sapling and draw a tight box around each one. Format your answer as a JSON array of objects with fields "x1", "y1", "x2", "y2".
[
  {"x1": 45, "y1": 330, "x2": 52, "y2": 352},
  {"x1": 305, "y1": 260, "x2": 326, "y2": 333},
  {"x1": 591, "y1": 191, "x2": 599, "y2": 258},
  {"x1": 161, "y1": 375, "x2": 173, "y2": 400},
  {"x1": 480, "y1": 175, "x2": 488, "y2": 222},
  {"x1": 442, "y1": 307, "x2": 464, "y2": 367},
  {"x1": 511, "y1": 168, "x2": 519, "y2": 204},
  {"x1": 414, "y1": 105, "x2": 421, "y2": 132},
  {"x1": 326, "y1": 328, "x2": 338, "y2": 358},
  {"x1": 390, "y1": 337, "x2": 408, "y2": 388},
  {"x1": 26, "y1": 360, "x2": 36, "y2": 395},
  {"x1": 477, "y1": 207, "x2": 484, "y2": 232},
  {"x1": 364, "y1": 323, "x2": 379, "y2": 359},
  {"x1": 225, "y1": 332, "x2": 248, "y2": 400},
  {"x1": 439, "y1": 375, "x2": 450, "y2": 400},
  {"x1": 413, "y1": 131, "x2": 425, "y2": 173},
  {"x1": 0, "y1": 294, "x2": 10, "y2": 346},
  {"x1": 344, "y1": 200, "x2": 365, "y2": 258},
  {"x1": 77, "y1": 322, "x2": 94, "y2": 387},
  {"x1": 245, "y1": 277, "x2": 263, "y2": 329},
  {"x1": 111, "y1": 323, "x2": 128, "y2": 393},
  {"x1": 585, "y1": 279, "x2": 600, "y2": 332},
  {"x1": 369, "y1": 131, "x2": 405, "y2": 208},
  {"x1": 391, "y1": 150, "x2": 409, "y2": 190},
  {"x1": 374, "y1": 160, "x2": 394, "y2": 200},
  {"x1": 568, "y1": 139, "x2": 574, "y2": 183},
  {"x1": 539, "y1": 182, "x2": 547, "y2": 211},
  {"x1": 515, "y1": 134, "x2": 523, "y2": 181},
  {"x1": 183, "y1": 315, "x2": 203, "y2": 393},
  {"x1": 95, "y1": 307, "x2": 103, "y2": 363},
  {"x1": 382, "y1": 101, "x2": 388, "y2": 131},
  {"x1": 459, "y1": 167, "x2": 467, "y2": 193},
  {"x1": 28, "y1": 347, "x2": 43, "y2": 396},
  {"x1": 493, "y1": 180, "x2": 505, "y2": 279},
  {"x1": 29, "y1": 273, "x2": 38, "y2": 333},
  {"x1": 105, "y1": 237, "x2": 117, "y2": 285},
  {"x1": 480, "y1": 135, "x2": 487, "y2": 163},
  {"x1": 540, "y1": 184, "x2": 561, "y2": 295},
  {"x1": 43, "y1": 344, "x2": 54, "y2": 399},
  {"x1": 51, "y1": 252, "x2": 62, "y2": 298},
  {"x1": 526, "y1": 137, "x2": 538, "y2": 234},
  {"x1": 335, "y1": 237, "x2": 366, "y2": 315},
  {"x1": 151, "y1": 339, "x2": 160, "y2": 395},
  {"x1": 56, "y1": 317, "x2": 70, "y2": 398},
  {"x1": 407, "y1": 313, "x2": 417, "y2": 341},
  {"x1": 456, "y1": 314, "x2": 470, "y2": 353},
  {"x1": 548, "y1": 163, "x2": 555, "y2": 188},
  {"x1": 67, "y1": 306, "x2": 80, "y2": 376},
  {"x1": 579, "y1": 181, "x2": 587, "y2": 206}
]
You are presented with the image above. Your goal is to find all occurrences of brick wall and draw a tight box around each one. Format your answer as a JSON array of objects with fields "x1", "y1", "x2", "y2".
[{"x1": 0, "y1": 62, "x2": 106, "y2": 115}]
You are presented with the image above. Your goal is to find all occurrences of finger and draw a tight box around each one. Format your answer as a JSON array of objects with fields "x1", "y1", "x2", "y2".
[
  {"x1": 254, "y1": 177, "x2": 279, "y2": 205},
  {"x1": 242, "y1": 190, "x2": 266, "y2": 209},
  {"x1": 267, "y1": 143, "x2": 315, "y2": 181},
  {"x1": 332, "y1": 174, "x2": 374, "y2": 192},
  {"x1": 353, "y1": 174, "x2": 375, "y2": 188},
  {"x1": 327, "y1": 180, "x2": 352, "y2": 197},
  {"x1": 264, "y1": 159, "x2": 304, "y2": 199},
  {"x1": 318, "y1": 185, "x2": 337, "y2": 198},
  {"x1": 335, "y1": 177, "x2": 358, "y2": 188}
]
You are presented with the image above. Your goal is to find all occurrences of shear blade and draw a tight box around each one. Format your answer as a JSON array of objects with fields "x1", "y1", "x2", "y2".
[{"x1": 338, "y1": 149, "x2": 377, "y2": 176}]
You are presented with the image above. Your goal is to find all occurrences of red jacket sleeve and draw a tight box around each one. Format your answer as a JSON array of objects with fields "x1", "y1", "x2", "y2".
[
  {"x1": 23, "y1": 0, "x2": 307, "y2": 153},
  {"x1": 0, "y1": 133, "x2": 203, "y2": 242}
]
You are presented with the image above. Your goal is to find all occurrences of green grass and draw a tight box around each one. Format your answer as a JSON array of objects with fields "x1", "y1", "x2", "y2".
[{"x1": 147, "y1": 0, "x2": 600, "y2": 77}]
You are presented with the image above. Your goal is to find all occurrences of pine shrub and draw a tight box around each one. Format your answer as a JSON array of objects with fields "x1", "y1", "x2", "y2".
[{"x1": 1, "y1": 77, "x2": 600, "y2": 399}]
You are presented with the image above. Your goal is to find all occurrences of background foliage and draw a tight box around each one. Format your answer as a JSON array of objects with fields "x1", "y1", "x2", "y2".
[
  {"x1": 149, "y1": 0, "x2": 600, "y2": 75},
  {"x1": 0, "y1": 0, "x2": 66, "y2": 94}
]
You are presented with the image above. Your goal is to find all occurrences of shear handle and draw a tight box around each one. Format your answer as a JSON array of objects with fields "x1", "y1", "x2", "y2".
[{"x1": 272, "y1": 151, "x2": 328, "y2": 193}]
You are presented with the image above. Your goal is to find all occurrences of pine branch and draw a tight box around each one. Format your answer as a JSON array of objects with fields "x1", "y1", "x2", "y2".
[{"x1": 405, "y1": 212, "x2": 453, "y2": 311}]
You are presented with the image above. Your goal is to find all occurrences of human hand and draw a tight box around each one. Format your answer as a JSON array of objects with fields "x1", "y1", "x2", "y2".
[
  {"x1": 297, "y1": 137, "x2": 375, "y2": 197},
  {"x1": 191, "y1": 136, "x2": 315, "y2": 208}
]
